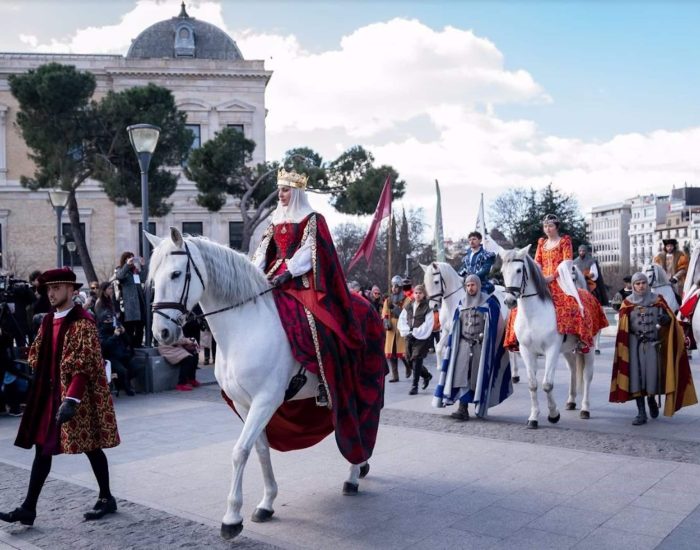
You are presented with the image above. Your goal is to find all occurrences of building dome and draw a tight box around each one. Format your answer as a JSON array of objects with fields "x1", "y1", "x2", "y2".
[{"x1": 127, "y1": 2, "x2": 243, "y2": 61}]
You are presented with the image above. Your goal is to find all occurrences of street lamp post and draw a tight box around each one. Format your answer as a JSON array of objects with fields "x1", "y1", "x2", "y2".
[
  {"x1": 48, "y1": 189, "x2": 70, "y2": 268},
  {"x1": 66, "y1": 240, "x2": 77, "y2": 270},
  {"x1": 127, "y1": 123, "x2": 160, "y2": 348}
]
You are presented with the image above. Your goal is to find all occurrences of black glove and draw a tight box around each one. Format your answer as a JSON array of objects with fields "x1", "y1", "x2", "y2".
[
  {"x1": 56, "y1": 399, "x2": 78, "y2": 425},
  {"x1": 271, "y1": 271, "x2": 293, "y2": 287},
  {"x1": 670, "y1": 277, "x2": 678, "y2": 284}
]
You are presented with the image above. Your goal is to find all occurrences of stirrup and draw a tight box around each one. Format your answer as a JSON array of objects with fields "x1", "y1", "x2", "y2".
[{"x1": 315, "y1": 383, "x2": 329, "y2": 407}]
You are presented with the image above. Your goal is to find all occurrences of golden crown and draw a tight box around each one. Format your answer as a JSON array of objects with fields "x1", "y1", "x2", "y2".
[{"x1": 277, "y1": 168, "x2": 308, "y2": 190}]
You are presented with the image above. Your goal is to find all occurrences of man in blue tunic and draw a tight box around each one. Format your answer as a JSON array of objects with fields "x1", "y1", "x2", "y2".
[{"x1": 458, "y1": 231, "x2": 495, "y2": 293}]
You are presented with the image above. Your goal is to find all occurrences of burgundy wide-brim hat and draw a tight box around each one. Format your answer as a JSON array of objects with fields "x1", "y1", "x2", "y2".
[{"x1": 39, "y1": 267, "x2": 82, "y2": 289}]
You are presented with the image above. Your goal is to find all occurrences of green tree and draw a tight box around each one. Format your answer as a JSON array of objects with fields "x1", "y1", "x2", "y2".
[
  {"x1": 186, "y1": 132, "x2": 406, "y2": 252},
  {"x1": 9, "y1": 63, "x2": 100, "y2": 279},
  {"x1": 492, "y1": 183, "x2": 588, "y2": 254},
  {"x1": 93, "y1": 83, "x2": 192, "y2": 216},
  {"x1": 10, "y1": 64, "x2": 191, "y2": 280}
]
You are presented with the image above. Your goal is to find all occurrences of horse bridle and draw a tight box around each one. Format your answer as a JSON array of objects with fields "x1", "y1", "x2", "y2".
[
  {"x1": 151, "y1": 242, "x2": 206, "y2": 327},
  {"x1": 504, "y1": 258, "x2": 538, "y2": 299},
  {"x1": 428, "y1": 267, "x2": 463, "y2": 304},
  {"x1": 151, "y1": 242, "x2": 274, "y2": 327}
]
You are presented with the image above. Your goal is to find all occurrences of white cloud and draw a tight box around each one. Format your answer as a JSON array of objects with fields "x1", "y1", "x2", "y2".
[{"x1": 238, "y1": 18, "x2": 549, "y2": 138}]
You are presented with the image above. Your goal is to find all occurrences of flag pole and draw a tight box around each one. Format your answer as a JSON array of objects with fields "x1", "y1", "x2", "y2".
[{"x1": 387, "y1": 215, "x2": 394, "y2": 293}]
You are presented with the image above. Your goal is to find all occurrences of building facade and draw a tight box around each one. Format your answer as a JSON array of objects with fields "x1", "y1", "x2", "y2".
[
  {"x1": 628, "y1": 194, "x2": 670, "y2": 271},
  {"x1": 0, "y1": 4, "x2": 271, "y2": 281},
  {"x1": 590, "y1": 202, "x2": 631, "y2": 274}
]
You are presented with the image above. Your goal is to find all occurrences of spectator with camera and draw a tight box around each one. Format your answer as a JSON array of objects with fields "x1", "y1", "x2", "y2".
[{"x1": 115, "y1": 251, "x2": 147, "y2": 347}]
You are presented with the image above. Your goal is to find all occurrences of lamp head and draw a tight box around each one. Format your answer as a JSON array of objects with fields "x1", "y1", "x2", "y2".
[
  {"x1": 127, "y1": 124, "x2": 161, "y2": 154},
  {"x1": 48, "y1": 188, "x2": 70, "y2": 209}
]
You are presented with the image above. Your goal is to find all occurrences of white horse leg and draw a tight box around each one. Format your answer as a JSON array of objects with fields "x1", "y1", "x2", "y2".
[
  {"x1": 520, "y1": 348, "x2": 540, "y2": 428},
  {"x1": 594, "y1": 331, "x2": 601, "y2": 353},
  {"x1": 251, "y1": 432, "x2": 277, "y2": 522},
  {"x1": 221, "y1": 399, "x2": 279, "y2": 540},
  {"x1": 510, "y1": 352, "x2": 520, "y2": 382},
  {"x1": 542, "y1": 345, "x2": 561, "y2": 424},
  {"x1": 565, "y1": 353, "x2": 577, "y2": 410},
  {"x1": 579, "y1": 353, "x2": 594, "y2": 419},
  {"x1": 343, "y1": 460, "x2": 370, "y2": 495}
]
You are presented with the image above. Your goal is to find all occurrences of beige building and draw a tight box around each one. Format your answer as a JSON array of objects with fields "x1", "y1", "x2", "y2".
[
  {"x1": 0, "y1": 4, "x2": 271, "y2": 281},
  {"x1": 589, "y1": 201, "x2": 631, "y2": 274}
]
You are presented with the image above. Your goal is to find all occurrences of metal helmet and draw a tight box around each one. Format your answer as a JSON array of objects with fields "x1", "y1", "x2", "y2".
[{"x1": 391, "y1": 275, "x2": 402, "y2": 286}]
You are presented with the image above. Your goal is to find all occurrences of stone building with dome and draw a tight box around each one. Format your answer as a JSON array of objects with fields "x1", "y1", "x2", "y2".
[{"x1": 0, "y1": 3, "x2": 271, "y2": 281}]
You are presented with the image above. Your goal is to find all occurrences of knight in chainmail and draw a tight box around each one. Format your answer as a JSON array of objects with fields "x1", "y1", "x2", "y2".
[
  {"x1": 381, "y1": 275, "x2": 412, "y2": 382},
  {"x1": 433, "y1": 275, "x2": 513, "y2": 419},
  {"x1": 610, "y1": 272, "x2": 698, "y2": 425}
]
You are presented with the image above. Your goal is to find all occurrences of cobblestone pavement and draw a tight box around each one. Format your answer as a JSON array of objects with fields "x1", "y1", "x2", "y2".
[{"x1": 0, "y1": 463, "x2": 277, "y2": 550}]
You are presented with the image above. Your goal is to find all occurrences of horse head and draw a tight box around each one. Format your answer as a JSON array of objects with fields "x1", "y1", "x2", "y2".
[
  {"x1": 498, "y1": 245, "x2": 531, "y2": 308},
  {"x1": 643, "y1": 264, "x2": 666, "y2": 288},
  {"x1": 422, "y1": 261, "x2": 463, "y2": 309},
  {"x1": 147, "y1": 227, "x2": 208, "y2": 345}
]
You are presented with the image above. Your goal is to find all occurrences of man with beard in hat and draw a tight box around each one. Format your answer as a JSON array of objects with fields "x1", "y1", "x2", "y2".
[
  {"x1": 382, "y1": 275, "x2": 412, "y2": 382},
  {"x1": 610, "y1": 272, "x2": 697, "y2": 425},
  {"x1": 0, "y1": 268, "x2": 119, "y2": 526},
  {"x1": 654, "y1": 238, "x2": 688, "y2": 299},
  {"x1": 433, "y1": 275, "x2": 512, "y2": 420}
]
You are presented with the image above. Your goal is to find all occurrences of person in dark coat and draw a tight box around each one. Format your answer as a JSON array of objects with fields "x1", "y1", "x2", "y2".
[
  {"x1": 0, "y1": 268, "x2": 120, "y2": 526},
  {"x1": 115, "y1": 251, "x2": 147, "y2": 347}
]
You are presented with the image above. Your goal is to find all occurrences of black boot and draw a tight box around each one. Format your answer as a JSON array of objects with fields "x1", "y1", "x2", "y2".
[
  {"x1": 632, "y1": 396, "x2": 647, "y2": 425},
  {"x1": 450, "y1": 402, "x2": 469, "y2": 421},
  {"x1": 0, "y1": 506, "x2": 36, "y2": 526},
  {"x1": 647, "y1": 395, "x2": 659, "y2": 419},
  {"x1": 84, "y1": 496, "x2": 117, "y2": 520},
  {"x1": 409, "y1": 360, "x2": 421, "y2": 394},
  {"x1": 421, "y1": 365, "x2": 433, "y2": 390}
]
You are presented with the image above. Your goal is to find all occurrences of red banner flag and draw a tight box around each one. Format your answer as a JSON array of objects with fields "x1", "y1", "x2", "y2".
[{"x1": 347, "y1": 176, "x2": 392, "y2": 272}]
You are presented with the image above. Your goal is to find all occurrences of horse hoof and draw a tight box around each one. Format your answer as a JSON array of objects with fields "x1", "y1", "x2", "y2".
[
  {"x1": 251, "y1": 508, "x2": 274, "y2": 523},
  {"x1": 342, "y1": 482, "x2": 359, "y2": 495},
  {"x1": 220, "y1": 522, "x2": 243, "y2": 540},
  {"x1": 512, "y1": 376, "x2": 520, "y2": 384},
  {"x1": 526, "y1": 420, "x2": 538, "y2": 429},
  {"x1": 580, "y1": 410, "x2": 590, "y2": 419},
  {"x1": 565, "y1": 402, "x2": 576, "y2": 410},
  {"x1": 548, "y1": 413, "x2": 561, "y2": 424},
  {"x1": 359, "y1": 463, "x2": 370, "y2": 479}
]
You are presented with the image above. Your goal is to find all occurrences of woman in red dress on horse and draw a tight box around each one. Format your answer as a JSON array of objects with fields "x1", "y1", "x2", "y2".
[
  {"x1": 505, "y1": 214, "x2": 608, "y2": 351},
  {"x1": 251, "y1": 168, "x2": 383, "y2": 465}
]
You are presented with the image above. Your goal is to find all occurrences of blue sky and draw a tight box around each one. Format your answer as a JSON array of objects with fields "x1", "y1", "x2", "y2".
[{"x1": 2, "y1": 1, "x2": 700, "y2": 236}]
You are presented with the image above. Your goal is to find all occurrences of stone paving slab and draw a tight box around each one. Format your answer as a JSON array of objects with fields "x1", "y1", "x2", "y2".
[{"x1": 0, "y1": 462, "x2": 276, "y2": 550}]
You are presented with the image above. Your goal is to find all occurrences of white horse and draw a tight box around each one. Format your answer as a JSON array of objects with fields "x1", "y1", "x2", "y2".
[
  {"x1": 643, "y1": 263, "x2": 680, "y2": 313},
  {"x1": 146, "y1": 228, "x2": 377, "y2": 540},
  {"x1": 421, "y1": 261, "x2": 521, "y2": 383},
  {"x1": 499, "y1": 246, "x2": 595, "y2": 428}
]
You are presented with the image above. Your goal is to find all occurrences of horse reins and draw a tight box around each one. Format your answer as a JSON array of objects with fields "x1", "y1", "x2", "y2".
[
  {"x1": 504, "y1": 258, "x2": 539, "y2": 299},
  {"x1": 429, "y1": 268, "x2": 463, "y2": 304},
  {"x1": 151, "y1": 242, "x2": 274, "y2": 327}
]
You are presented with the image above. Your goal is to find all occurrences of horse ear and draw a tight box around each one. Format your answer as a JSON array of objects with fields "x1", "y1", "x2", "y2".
[
  {"x1": 518, "y1": 245, "x2": 532, "y2": 257},
  {"x1": 419, "y1": 263, "x2": 428, "y2": 273},
  {"x1": 144, "y1": 232, "x2": 162, "y2": 248},
  {"x1": 170, "y1": 226, "x2": 184, "y2": 248}
]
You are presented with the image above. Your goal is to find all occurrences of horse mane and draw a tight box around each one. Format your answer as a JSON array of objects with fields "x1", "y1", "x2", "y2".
[
  {"x1": 500, "y1": 249, "x2": 550, "y2": 301},
  {"x1": 150, "y1": 235, "x2": 269, "y2": 303}
]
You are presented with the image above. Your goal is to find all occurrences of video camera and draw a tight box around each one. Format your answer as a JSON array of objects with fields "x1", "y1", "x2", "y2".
[{"x1": 0, "y1": 275, "x2": 31, "y2": 304}]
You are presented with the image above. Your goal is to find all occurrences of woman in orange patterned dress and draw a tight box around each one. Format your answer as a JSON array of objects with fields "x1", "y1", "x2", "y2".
[{"x1": 504, "y1": 214, "x2": 608, "y2": 351}]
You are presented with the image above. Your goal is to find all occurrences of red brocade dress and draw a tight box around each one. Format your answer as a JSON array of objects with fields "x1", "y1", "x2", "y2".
[
  {"x1": 504, "y1": 235, "x2": 608, "y2": 349},
  {"x1": 247, "y1": 212, "x2": 385, "y2": 465}
]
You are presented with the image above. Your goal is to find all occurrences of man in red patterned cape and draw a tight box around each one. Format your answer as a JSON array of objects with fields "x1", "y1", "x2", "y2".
[
  {"x1": 249, "y1": 168, "x2": 384, "y2": 465},
  {"x1": 610, "y1": 271, "x2": 697, "y2": 425},
  {"x1": 0, "y1": 268, "x2": 120, "y2": 527}
]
